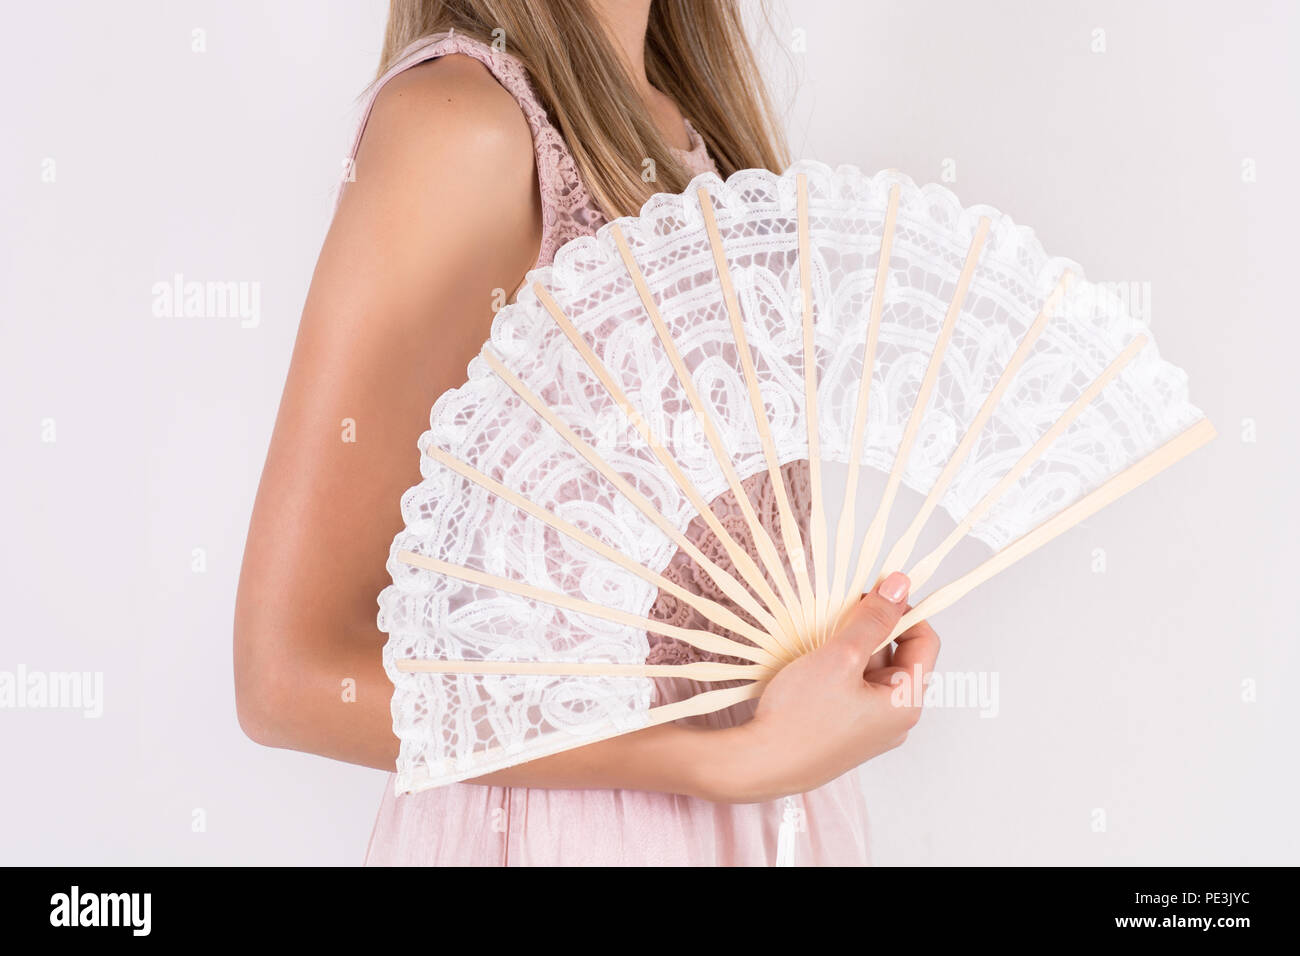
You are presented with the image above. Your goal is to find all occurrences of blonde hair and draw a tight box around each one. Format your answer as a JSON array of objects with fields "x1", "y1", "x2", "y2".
[{"x1": 375, "y1": 0, "x2": 790, "y2": 219}]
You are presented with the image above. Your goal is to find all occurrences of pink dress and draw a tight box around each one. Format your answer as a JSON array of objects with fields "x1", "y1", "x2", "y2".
[{"x1": 352, "y1": 31, "x2": 872, "y2": 866}]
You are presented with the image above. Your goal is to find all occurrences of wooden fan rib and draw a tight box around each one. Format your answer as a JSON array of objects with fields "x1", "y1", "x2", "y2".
[
  {"x1": 531, "y1": 282, "x2": 799, "y2": 657},
  {"x1": 796, "y1": 174, "x2": 831, "y2": 644},
  {"x1": 829, "y1": 183, "x2": 902, "y2": 616},
  {"x1": 395, "y1": 658, "x2": 770, "y2": 681},
  {"x1": 876, "y1": 416, "x2": 1216, "y2": 653},
  {"x1": 644, "y1": 680, "x2": 766, "y2": 723},
  {"x1": 396, "y1": 549, "x2": 778, "y2": 668},
  {"x1": 479, "y1": 349, "x2": 791, "y2": 650},
  {"x1": 842, "y1": 215, "x2": 993, "y2": 613},
  {"x1": 424, "y1": 444, "x2": 786, "y2": 663},
  {"x1": 609, "y1": 224, "x2": 807, "y2": 650},
  {"x1": 875, "y1": 269, "x2": 1076, "y2": 581},
  {"x1": 698, "y1": 186, "x2": 819, "y2": 649},
  {"x1": 401, "y1": 681, "x2": 766, "y2": 792},
  {"x1": 905, "y1": 331, "x2": 1150, "y2": 594}
]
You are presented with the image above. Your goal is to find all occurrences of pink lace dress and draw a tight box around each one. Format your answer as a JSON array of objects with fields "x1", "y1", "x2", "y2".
[{"x1": 353, "y1": 31, "x2": 871, "y2": 866}]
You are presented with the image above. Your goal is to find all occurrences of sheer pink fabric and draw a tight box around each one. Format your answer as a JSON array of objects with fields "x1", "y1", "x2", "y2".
[{"x1": 360, "y1": 31, "x2": 871, "y2": 866}]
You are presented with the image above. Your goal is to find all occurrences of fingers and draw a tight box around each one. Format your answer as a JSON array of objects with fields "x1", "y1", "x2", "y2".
[
  {"x1": 863, "y1": 618, "x2": 941, "y2": 731},
  {"x1": 891, "y1": 617, "x2": 940, "y2": 682},
  {"x1": 864, "y1": 603, "x2": 928, "y2": 673},
  {"x1": 829, "y1": 572, "x2": 911, "y2": 666}
]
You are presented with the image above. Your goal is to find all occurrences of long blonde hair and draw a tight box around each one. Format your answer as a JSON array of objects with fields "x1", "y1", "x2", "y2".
[{"x1": 375, "y1": 0, "x2": 790, "y2": 219}]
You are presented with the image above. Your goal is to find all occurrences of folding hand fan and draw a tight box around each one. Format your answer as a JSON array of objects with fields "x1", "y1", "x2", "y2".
[{"x1": 378, "y1": 161, "x2": 1212, "y2": 794}]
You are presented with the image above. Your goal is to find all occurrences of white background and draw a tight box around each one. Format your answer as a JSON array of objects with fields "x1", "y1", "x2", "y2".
[{"x1": 2, "y1": 0, "x2": 1296, "y2": 864}]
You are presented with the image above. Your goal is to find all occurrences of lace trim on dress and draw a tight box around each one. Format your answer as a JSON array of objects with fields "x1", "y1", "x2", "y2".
[{"x1": 674, "y1": 118, "x2": 714, "y2": 177}]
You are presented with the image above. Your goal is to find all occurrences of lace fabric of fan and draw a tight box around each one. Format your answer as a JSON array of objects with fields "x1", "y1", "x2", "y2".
[{"x1": 378, "y1": 162, "x2": 1209, "y2": 794}]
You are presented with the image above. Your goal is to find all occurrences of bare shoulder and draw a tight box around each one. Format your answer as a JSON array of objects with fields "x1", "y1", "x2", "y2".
[
  {"x1": 354, "y1": 53, "x2": 536, "y2": 196},
  {"x1": 331, "y1": 51, "x2": 543, "y2": 301}
]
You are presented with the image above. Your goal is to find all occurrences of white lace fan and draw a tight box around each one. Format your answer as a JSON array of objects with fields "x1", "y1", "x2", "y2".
[{"x1": 378, "y1": 162, "x2": 1213, "y2": 794}]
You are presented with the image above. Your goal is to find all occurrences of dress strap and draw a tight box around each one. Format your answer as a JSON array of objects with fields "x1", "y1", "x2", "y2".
[{"x1": 334, "y1": 29, "x2": 599, "y2": 267}]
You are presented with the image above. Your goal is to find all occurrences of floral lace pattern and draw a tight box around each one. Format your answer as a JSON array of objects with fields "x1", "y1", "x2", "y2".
[
  {"x1": 379, "y1": 159, "x2": 1204, "y2": 793},
  {"x1": 361, "y1": 35, "x2": 1205, "y2": 794}
]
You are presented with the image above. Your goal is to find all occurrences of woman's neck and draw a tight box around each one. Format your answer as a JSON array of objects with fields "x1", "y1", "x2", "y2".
[
  {"x1": 589, "y1": 0, "x2": 653, "y2": 95},
  {"x1": 589, "y1": 0, "x2": 692, "y2": 150}
]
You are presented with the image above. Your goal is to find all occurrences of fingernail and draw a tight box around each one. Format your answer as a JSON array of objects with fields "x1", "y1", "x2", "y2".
[{"x1": 878, "y1": 571, "x2": 910, "y2": 604}]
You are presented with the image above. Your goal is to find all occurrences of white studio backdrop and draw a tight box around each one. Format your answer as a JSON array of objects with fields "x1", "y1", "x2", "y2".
[{"x1": 1, "y1": 0, "x2": 1295, "y2": 865}]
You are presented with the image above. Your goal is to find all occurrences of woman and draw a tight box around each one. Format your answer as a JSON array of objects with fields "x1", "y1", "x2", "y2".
[{"x1": 234, "y1": 0, "x2": 940, "y2": 866}]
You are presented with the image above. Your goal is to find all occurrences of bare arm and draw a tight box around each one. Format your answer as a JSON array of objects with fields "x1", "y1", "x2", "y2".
[
  {"x1": 234, "y1": 56, "x2": 543, "y2": 771},
  {"x1": 234, "y1": 57, "x2": 938, "y2": 802}
]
